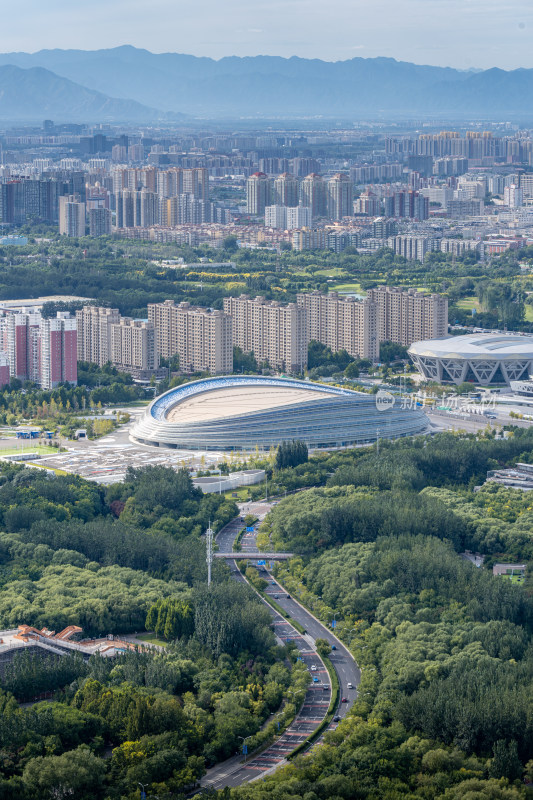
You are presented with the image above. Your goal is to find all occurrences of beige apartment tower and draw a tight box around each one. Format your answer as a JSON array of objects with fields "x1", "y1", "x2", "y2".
[
  {"x1": 110, "y1": 318, "x2": 158, "y2": 373},
  {"x1": 367, "y1": 286, "x2": 448, "y2": 347},
  {"x1": 148, "y1": 300, "x2": 232, "y2": 374},
  {"x1": 296, "y1": 291, "x2": 378, "y2": 361},
  {"x1": 59, "y1": 195, "x2": 85, "y2": 237},
  {"x1": 76, "y1": 306, "x2": 121, "y2": 366},
  {"x1": 223, "y1": 295, "x2": 307, "y2": 373}
]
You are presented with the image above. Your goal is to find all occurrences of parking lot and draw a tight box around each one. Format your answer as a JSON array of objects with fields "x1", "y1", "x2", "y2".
[
  {"x1": 0, "y1": 411, "x2": 228, "y2": 484},
  {"x1": 33, "y1": 441, "x2": 227, "y2": 483}
]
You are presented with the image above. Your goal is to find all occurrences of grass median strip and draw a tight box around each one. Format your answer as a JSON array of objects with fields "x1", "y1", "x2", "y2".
[
  {"x1": 237, "y1": 559, "x2": 340, "y2": 760},
  {"x1": 236, "y1": 560, "x2": 307, "y2": 633},
  {"x1": 288, "y1": 653, "x2": 339, "y2": 759}
]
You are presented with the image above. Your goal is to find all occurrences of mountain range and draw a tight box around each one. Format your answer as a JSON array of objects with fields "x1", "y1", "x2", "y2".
[
  {"x1": 1, "y1": 46, "x2": 533, "y2": 120},
  {"x1": 0, "y1": 63, "x2": 161, "y2": 121}
]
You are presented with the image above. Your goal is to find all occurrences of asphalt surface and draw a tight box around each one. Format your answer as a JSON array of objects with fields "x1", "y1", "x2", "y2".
[
  {"x1": 426, "y1": 409, "x2": 532, "y2": 434},
  {"x1": 202, "y1": 504, "x2": 360, "y2": 789}
]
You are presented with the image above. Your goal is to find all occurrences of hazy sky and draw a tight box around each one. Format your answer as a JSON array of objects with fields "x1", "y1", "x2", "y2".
[{"x1": 2, "y1": 0, "x2": 533, "y2": 70}]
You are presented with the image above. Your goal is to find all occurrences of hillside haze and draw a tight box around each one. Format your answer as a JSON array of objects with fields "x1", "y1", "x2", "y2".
[
  {"x1": 0, "y1": 63, "x2": 161, "y2": 121},
  {"x1": 1, "y1": 47, "x2": 533, "y2": 118}
]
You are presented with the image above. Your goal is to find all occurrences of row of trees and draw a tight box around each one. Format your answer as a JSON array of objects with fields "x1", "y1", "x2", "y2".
[
  {"x1": 275, "y1": 440, "x2": 309, "y2": 470},
  {"x1": 268, "y1": 531, "x2": 533, "y2": 800}
]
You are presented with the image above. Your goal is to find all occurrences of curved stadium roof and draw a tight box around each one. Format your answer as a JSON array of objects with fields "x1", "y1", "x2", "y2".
[
  {"x1": 130, "y1": 375, "x2": 428, "y2": 451},
  {"x1": 409, "y1": 333, "x2": 533, "y2": 359},
  {"x1": 409, "y1": 334, "x2": 533, "y2": 385}
]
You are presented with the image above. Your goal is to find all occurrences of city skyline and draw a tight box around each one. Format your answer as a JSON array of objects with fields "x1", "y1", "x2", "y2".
[{"x1": 1, "y1": 0, "x2": 533, "y2": 71}]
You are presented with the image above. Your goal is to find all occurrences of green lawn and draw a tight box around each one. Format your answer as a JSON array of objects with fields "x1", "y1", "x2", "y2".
[
  {"x1": 330, "y1": 282, "x2": 363, "y2": 294},
  {"x1": 0, "y1": 445, "x2": 61, "y2": 456},
  {"x1": 455, "y1": 296, "x2": 482, "y2": 311},
  {"x1": 313, "y1": 267, "x2": 348, "y2": 277},
  {"x1": 136, "y1": 633, "x2": 168, "y2": 647},
  {"x1": 525, "y1": 304, "x2": 533, "y2": 322},
  {"x1": 116, "y1": 399, "x2": 152, "y2": 408},
  {"x1": 223, "y1": 487, "x2": 251, "y2": 501}
]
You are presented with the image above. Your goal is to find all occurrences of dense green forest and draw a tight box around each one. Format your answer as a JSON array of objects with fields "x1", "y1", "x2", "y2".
[
  {"x1": 0, "y1": 463, "x2": 237, "y2": 633},
  {"x1": 0, "y1": 459, "x2": 319, "y2": 798},
  {"x1": 0, "y1": 595, "x2": 310, "y2": 798},
  {"x1": 225, "y1": 428, "x2": 533, "y2": 800},
  {"x1": 2, "y1": 232, "x2": 533, "y2": 332}
]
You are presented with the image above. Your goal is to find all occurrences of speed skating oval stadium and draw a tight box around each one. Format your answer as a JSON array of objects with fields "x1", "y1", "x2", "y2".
[
  {"x1": 409, "y1": 333, "x2": 533, "y2": 386},
  {"x1": 130, "y1": 375, "x2": 428, "y2": 451}
]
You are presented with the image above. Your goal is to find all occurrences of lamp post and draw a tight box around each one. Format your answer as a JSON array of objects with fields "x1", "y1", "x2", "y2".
[
  {"x1": 238, "y1": 735, "x2": 252, "y2": 761},
  {"x1": 287, "y1": 688, "x2": 304, "y2": 708},
  {"x1": 274, "y1": 711, "x2": 284, "y2": 732},
  {"x1": 138, "y1": 783, "x2": 148, "y2": 800},
  {"x1": 209, "y1": 467, "x2": 224, "y2": 494},
  {"x1": 206, "y1": 522, "x2": 213, "y2": 587}
]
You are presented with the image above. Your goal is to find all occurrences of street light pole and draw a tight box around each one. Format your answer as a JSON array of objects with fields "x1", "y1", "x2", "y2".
[
  {"x1": 287, "y1": 688, "x2": 304, "y2": 706},
  {"x1": 238, "y1": 735, "x2": 252, "y2": 761},
  {"x1": 206, "y1": 521, "x2": 213, "y2": 587}
]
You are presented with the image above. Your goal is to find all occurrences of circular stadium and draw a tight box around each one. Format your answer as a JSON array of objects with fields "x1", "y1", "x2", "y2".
[
  {"x1": 130, "y1": 375, "x2": 428, "y2": 451},
  {"x1": 409, "y1": 333, "x2": 533, "y2": 386}
]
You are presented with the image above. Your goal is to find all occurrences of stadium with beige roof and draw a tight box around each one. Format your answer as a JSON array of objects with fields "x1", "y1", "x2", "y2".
[{"x1": 130, "y1": 375, "x2": 428, "y2": 451}]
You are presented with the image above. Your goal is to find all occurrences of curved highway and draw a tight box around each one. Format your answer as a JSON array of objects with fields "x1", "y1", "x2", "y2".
[{"x1": 202, "y1": 501, "x2": 360, "y2": 789}]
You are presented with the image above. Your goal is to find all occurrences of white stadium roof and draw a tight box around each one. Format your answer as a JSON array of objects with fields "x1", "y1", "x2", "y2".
[
  {"x1": 409, "y1": 334, "x2": 533, "y2": 359},
  {"x1": 408, "y1": 334, "x2": 533, "y2": 385}
]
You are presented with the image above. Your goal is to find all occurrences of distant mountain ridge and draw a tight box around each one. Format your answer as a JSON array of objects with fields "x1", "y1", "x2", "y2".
[
  {"x1": 0, "y1": 63, "x2": 163, "y2": 121},
  {"x1": 0, "y1": 47, "x2": 533, "y2": 119}
]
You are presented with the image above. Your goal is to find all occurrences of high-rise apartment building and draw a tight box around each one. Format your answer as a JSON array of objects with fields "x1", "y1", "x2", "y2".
[
  {"x1": 504, "y1": 183, "x2": 523, "y2": 208},
  {"x1": 290, "y1": 157, "x2": 321, "y2": 177},
  {"x1": 296, "y1": 291, "x2": 378, "y2": 361},
  {"x1": 387, "y1": 235, "x2": 438, "y2": 262},
  {"x1": 148, "y1": 300, "x2": 232, "y2": 374},
  {"x1": 301, "y1": 174, "x2": 327, "y2": 217},
  {"x1": 76, "y1": 306, "x2": 121, "y2": 366},
  {"x1": 6, "y1": 311, "x2": 77, "y2": 388},
  {"x1": 6, "y1": 311, "x2": 41, "y2": 383},
  {"x1": 116, "y1": 189, "x2": 136, "y2": 228},
  {"x1": 292, "y1": 228, "x2": 327, "y2": 251},
  {"x1": 112, "y1": 144, "x2": 127, "y2": 162},
  {"x1": 183, "y1": 168, "x2": 209, "y2": 202},
  {"x1": 59, "y1": 195, "x2": 85, "y2": 237},
  {"x1": 39, "y1": 312, "x2": 78, "y2": 389},
  {"x1": 265, "y1": 205, "x2": 288, "y2": 229},
  {"x1": 367, "y1": 286, "x2": 448, "y2": 347},
  {"x1": 154, "y1": 167, "x2": 209, "y2": 201},
  {"x1": 383, "y1": 190, "x2": 429, "y2": 220},
  {"x1": 163, "y1": 195, "x2": 212, "y2": 226},
  {"x1": 265, "y1": 205, "x2": 312, "y2": 230},
  {"x1": 246, "y1": 172, "x2": 270, "y2": 215},
  {"x1": 89, "y1": 207, "x2": 112, "y2": 236},
  {"x1": 273, "y1": 173, "x2": 299, "y2": 207},
  {"x1": 223, "y1": 295, "x2": 307, "y2": 373},
  {"x1": 286, "y1": 206, "x2": 312, "y2": 229},
  {"x1": 128, "y1": 144, "x2": 145, "y2": 162},
  {"x1": 446, "y1": 198, "x2": 484, "y2": 217},
  {"x1": 110, "y1": 318, "x2": 158, "y2": 374},
  {"x1": 327, "y1": 173, "x2": 353, "y2": 220},
  {"x1": 0, "y1": 354, "x2": 9, "y2": 388},
  {"x1": 76, "y1": 306, "x2": 159, "y2": 377}
]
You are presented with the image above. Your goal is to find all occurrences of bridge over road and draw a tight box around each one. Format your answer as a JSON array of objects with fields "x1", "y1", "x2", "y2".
[{"x1": 214, "y1": 551, "x2": 294, "y2": 559}]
